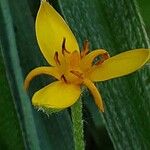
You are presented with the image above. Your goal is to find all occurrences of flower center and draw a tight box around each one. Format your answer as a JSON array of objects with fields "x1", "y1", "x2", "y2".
[
  {"x1": 53, "y1": 40, "x2": 82, "y2": 84},
  {"x1": 54, "y1": 38, "x2": 109, "y2": 85}
]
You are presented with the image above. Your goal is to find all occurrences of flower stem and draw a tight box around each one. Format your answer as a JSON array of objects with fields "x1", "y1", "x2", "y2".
[{"x1": 71, "y1": 98, "x2": 85, "y2": 150}]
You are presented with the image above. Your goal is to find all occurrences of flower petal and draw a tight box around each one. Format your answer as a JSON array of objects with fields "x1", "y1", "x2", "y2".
[
  {"x1": 32, "y1": 81, "x2": 81, "y2": 109},
  {"x1": 83, "y1": 79, "x2": 104, "y2": 112},
  {"x1": 89, "y1": 49, "x2": 150, "y2": 81},
  {"x1": 24, "y1": 66, "x2": 60, "y2": 90},
  {"x1": 80, "y1": 49, "x2": 108, "y2": 72},
  {"x1": 36, "y1": 1, "x2": 79, "y2": 66}
]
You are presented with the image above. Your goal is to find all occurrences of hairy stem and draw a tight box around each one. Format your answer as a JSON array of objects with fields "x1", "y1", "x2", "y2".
[{"x1": 71, "y1": 99, "x2": 85, "y2": 150}]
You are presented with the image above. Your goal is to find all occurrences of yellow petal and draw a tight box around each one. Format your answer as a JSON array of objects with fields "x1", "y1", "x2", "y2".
[
  {"x1": 89, "y1": 49, "x2": 150, "y2": 81},
  {"x1": 32, "y1": 81, "x2": 81, "y2": 109},
  {"x1": 80, "y1": 49, "x2": 108, "y2": 72},
  {"x1": 36, "y1": 1, "x2": 79, "y2": 66},
  {"x1": 83, "y1": 79, "x2": 104, "y2": 112},
  {"x1": 24, "y1": 66, "x2": 60, "y2": 90}
]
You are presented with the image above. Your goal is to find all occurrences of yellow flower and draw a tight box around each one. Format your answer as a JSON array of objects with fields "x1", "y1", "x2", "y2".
[{"x1": 24, "y1": 1, "x2": 150, "y2": 112}]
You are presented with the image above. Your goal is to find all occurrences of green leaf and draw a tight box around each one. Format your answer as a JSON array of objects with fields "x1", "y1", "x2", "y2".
[
  {"x1": 0, "y1": 0, "x2": 74, "y2": 149},
  {"x1": 137, "y1": 0, "x2": 150, "y2": 39},
  {"x1": 57, "y1": 0, "x2": 150, "y2": 149},
  {"x1": 0, "y1": 48, "x2": 24, "y2": 149}
]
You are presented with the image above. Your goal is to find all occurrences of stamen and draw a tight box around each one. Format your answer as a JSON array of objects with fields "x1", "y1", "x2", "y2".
[
  {"x1": 54, "y1": 51, "x2": 61, "y2": 65},
  {"x1": 62, "y1": 38, "x2": 70, "y2": 55},
  {"x1": 70, "y1": 70, "x2": 83, "y2": 79},
  {"x1": 81, "y1": 40, "x2": 89, "y2": 58},
  {"x1": 61, "y1": 74, "x2": 67, "y2": 83},
  {"x1": 95, "y1": 52, "x2": 110, "y2": 65}
]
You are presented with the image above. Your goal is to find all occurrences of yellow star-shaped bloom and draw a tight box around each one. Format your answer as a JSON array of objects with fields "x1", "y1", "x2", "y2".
[{"x1": 24, "y1": 1, "x2": 150, "y2": 112}]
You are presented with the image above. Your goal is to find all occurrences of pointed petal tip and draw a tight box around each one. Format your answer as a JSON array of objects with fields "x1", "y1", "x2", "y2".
[
  {"x1": 83, "y1": 79, "x2": 104, "y2": 112},
  {"x1": 36, "y1": 0, "x2": 79, "y2": 65},
  {"x1": 99, "y1": 105, "x2": 105, "y2": 112},
  {"x1": 96, "y1": 99, "x2": 104, "y2": 112}
]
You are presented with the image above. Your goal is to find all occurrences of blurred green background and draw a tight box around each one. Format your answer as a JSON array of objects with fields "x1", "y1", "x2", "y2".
[
  {"x1": 138, "y1": 0, "x2": 150, "y2": 38},
  {"x1": 0, "y1": 0, "x2": 150, "y2": 150}
]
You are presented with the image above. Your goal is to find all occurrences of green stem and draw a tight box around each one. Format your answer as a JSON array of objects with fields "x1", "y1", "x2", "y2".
[{"x1": 71, "y1": 98, "x2": 85, "y2": 150}]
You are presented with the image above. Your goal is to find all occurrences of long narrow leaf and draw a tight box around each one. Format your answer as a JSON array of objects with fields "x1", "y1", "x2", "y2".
[{"x1": 0, "y1": 0, "x2": 74, "y2": 149}]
